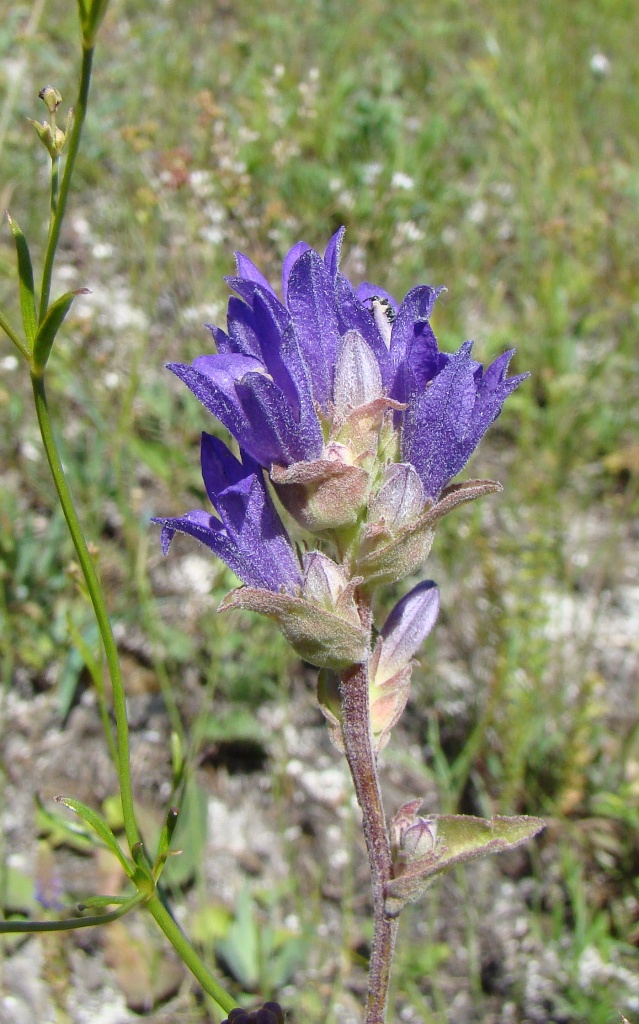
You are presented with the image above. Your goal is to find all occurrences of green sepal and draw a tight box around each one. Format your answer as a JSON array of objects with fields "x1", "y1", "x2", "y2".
[
  {"x1": 6, "y1": 214, "x2": 37, "y2": 346},
  {"x1": 55, "y1": 796, "x2": 134, "y2": 879},
  {"x1": 385, "y1": 813, "x2": 545, "y2": 916},
  {"x1": 33, "y1": 288, "x2": 88, "y2": 375}
]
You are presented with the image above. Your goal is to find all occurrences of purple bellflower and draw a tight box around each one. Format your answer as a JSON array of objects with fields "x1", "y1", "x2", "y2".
[
  {"x1": 152, "y1": 432, "x2": 301, "y2": 594},
  {"x1": 157, "y1": 229, "x2": 527, "y2": 666},
  {"x1": 168, "y1": 228, "x2": 527, "y2": 516}
]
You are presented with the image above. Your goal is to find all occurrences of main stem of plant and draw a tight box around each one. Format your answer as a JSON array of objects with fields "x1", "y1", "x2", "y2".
[{"x1": 339, "y1": 597, "x2": 398, "y2": 1024}]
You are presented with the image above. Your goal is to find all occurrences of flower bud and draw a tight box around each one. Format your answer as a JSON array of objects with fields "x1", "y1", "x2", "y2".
[
  {"x1": 39, "y1": 85, "x2": 62, "y2": 114},
  {"x1": 368, "y1": 463, "x2": 425, "y2": 533},
  {"x1": 332, "y1": 330, "x2": 383, "y2": 418},
  {"x1": 28, "y1": 118, "x2": 67, "y2": 158},
  {"x1": 368, "y1": 581, "x2": 439, "y2": 748},
  {"x1": 390, "y1": 800, "x2": 439, "y2": 863}
]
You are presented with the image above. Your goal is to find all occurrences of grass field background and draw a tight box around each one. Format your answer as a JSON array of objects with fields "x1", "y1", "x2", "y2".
[{"x1": 1, "y1": 1, "x2": 638, "y2": 1021}]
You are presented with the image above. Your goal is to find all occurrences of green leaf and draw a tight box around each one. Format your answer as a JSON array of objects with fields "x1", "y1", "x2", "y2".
[
  {"x1": 32, "y1": 288, "x2": 89, "y2": 375},
  {"x1": 35, "y1": 794, "x2": 95, "y2": 853},
  {"x1": 6, "y1": 214, "x2": 37, "y2": 347},
  {"x1": 55, "y1": 796, "x2": 134, "y2": 879},
  {"x1": 385, "y1": 814, "x2": 545, "y2": 916}
]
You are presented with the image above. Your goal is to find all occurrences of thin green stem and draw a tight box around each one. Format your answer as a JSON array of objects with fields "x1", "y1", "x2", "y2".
[
  {"x1": 50, "y1": 155, "x2": 60, "y2": 218},
  {"x1": 145, "y1": 894, "x2": 238, "y2": 1013},
  {"x1": 39, "y1": 45, "x2": 94, "y2": 321},
  {"x1": 0, "y1": 894, "x2": 145, "y2": 934},
  {"x1": 30, "y1": 372, "x2": 140, "y2": 853},
  {"x1": 0, "y1": 307, "x2": 29, "y2": 360}
]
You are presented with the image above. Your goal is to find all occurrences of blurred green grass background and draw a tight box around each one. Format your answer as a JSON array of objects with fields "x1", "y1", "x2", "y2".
[{"x1": 1, "y1": 0, "x2": 639, "y2": 1021}]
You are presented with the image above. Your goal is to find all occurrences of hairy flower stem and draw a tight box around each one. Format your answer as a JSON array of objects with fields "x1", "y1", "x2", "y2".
[{"x1": 340, "y1": 600, "x2": 398, "y2": 1024}]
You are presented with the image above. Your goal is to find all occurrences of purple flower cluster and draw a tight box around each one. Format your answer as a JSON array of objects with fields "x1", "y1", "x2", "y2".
[{"x1": 155, "y1": 229, "x2": 526, "y2": 599}]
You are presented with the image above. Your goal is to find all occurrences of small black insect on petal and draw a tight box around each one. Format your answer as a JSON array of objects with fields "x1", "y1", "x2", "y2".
[{"x1": 369, "y1": 295, "x2": 396, "y2": 324}]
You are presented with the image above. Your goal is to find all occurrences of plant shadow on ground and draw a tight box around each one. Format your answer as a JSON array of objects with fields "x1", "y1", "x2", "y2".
[{"x1": 1, "y1": 0, "x2": 638, "y2": 1021}]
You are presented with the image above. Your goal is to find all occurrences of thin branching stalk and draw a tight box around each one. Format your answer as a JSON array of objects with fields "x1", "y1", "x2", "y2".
[
  {"x1": 30, "y1": 371, "x2": 141, "y2": 852},
  {"x1": 39, "y1": 44, "x2": 94, "y2": 320},
  {"x1": 145, "y1": 894, "x2": 238, "y2": 1014}
]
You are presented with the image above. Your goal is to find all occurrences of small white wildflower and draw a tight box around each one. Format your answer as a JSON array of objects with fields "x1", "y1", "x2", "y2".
[
  {"x1": 590, "y1": 52, "x2": 611, "y2": 76},
  {"x1": 92, "y1": 241, "x2": 113, "y2": 260},
  {"x1": 21, "y1": 440, "x2": 40, "y2": 462},
  {"x1": 467, "y1": 199, "x2": 488, "y2": 225},
  {"x1": 391, "y1": 171, "x2": 415, "y2": 190},
  {"x1": 361, "y1": 161, "x2": 383, "y2": 184},
  {"x1": 0, "y1": 355, "x2": 18, "y2": 371}
]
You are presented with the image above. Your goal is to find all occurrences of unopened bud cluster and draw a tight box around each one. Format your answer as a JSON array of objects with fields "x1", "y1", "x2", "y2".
[
  {"x1": 222, "y1": 1002, "x2": 284, "y2": 1024},
  {"x1": 29, "y1": 86, "x2": 73, "y2": 158}
]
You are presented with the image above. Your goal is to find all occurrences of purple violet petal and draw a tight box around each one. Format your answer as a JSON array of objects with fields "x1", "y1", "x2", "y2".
[
  {"x1": 234, "y1": 252, "x2": 277, "y2": 295},
  {"x1": 235, "y1": 371, "x2": 321, "y2": 464},
  {"x1": 389, "y1": 285, "x2": 446, "y2": 399},
  {"x1": 402, "y1": 342, "x2": 527, "y2": 498},
  {"x1": 224, "y1": 277, "x2": 290, "y2": 333},
  {"x1": 333, "y1": 272, "x2": 392, "y2": 388},
  {"x1": 378, "y1": 580, "x2": 440, "y2": 679},
  {"x1": 225, "y1": 297, "x2": 263, "y2": 359},
  {"x1": 279, "y1": 322, "x2": 324, "y2": 449},
  {"x1": 251, "y1": 291, "x2": 300, "y2": 413},
  {"x1": 220, "y1": 473, "x2": 302, "y2": 591},
  {"x1": 168, "y1": 360, "x2": 249, "y2": 442},
  {"x1": 205, "y1": 323, "x2": 232, "y2": 354},
  {"x1": 200, "y1": 432, "x2": 248, "y2": 502},
  {"x1": 286, "y1": 248, "x2": 341, "y2": 409},
  {"x1": 282, "y1": 241, "x2": 311, "y2": 303},
  {"x1": 324, "y1": 226, "x2": 346, "y2": 280}
]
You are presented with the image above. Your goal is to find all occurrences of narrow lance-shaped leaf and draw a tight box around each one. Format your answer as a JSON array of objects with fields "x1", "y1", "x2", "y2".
[
  {"x1": 33, "y1": 288, "x2": 89, "y2": 375},
  {"x1": 385, "y1": 813, "x2": 545, "y2": 916},
  {"x1": 7, "y1": 214, "x2": 37, "y2": 346},
  {"x1": 55, "y1": 796, "x2": 134, "y2": 879}
]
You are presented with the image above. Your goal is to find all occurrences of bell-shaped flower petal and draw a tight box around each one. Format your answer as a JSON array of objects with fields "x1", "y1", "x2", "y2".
[
  {"x1": 153, "y1": 434, "x2": 301, "y2": 594},
  {"x1": 286, "y1": 247, "x2": 342, "y2": 409},
  {"x1": 402, "y1": 342, "x2": 528, "y2": 499}
]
